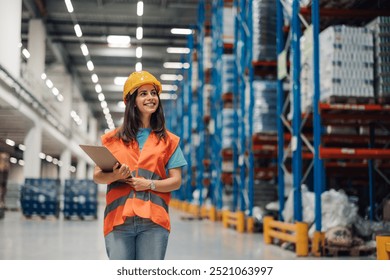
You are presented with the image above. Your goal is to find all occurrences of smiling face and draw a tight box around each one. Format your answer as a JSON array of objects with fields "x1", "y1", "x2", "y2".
[{"x1": 135, "y1": 84, "x2": 159, "y2": 116}]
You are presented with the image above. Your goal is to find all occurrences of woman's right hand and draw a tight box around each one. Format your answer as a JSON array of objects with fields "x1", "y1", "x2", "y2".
[{"x1": 112, "y1": 163, "x2": 132, "y2": 181}]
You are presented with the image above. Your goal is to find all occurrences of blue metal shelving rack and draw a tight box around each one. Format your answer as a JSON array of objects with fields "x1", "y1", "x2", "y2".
[
  {"x1": 231, "y1": 0, "x2": 255, "y2": 224},
  {"x1": 210, "y1": 0, "x2": 224, "y2": 211},
  {"x1": 290, "y1": 0, "x2": 304, "y2": 223},
  {"x1": 273, "y1": 0, "x2": 321, "y2": 256},
  {"x1": 276, "y1": 0, "x2": 305, "y2": 224},
  {"x1": 176, "y1": 34, "x2": 195, "y2": 205},
  {"x1": 275, "y1": 0, "x2": 286, "y2": 221},
  {"x1": 194, "y1": 0, "x2": 206, "y2": 209},
  {"x1": 310, "y1": 0, "x2": 324, "y2": 240},
  {"x1": 232, "y1": 0, "x2": 241, "y2": 214},
  {"x1": 246, "y1": 0, "x2": 255, "y2": 221}
]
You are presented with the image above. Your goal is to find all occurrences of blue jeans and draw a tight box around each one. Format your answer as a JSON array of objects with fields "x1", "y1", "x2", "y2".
[{"x1": 104, "y1": 216, "x2": 169, "y2": 260}]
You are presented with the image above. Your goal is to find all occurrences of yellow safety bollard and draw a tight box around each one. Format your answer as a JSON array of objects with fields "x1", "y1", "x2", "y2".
[
  {"x1": 209, "y1": 206, "x2": 217, "y2": 221},
  {"x1": 222, "y1": 210, "x2": 229, "y2": 228},
  {"x1": 236, "y1": 211, "x2": 245, "y2": 233},
  {"x1": 311, "y1": 231, "x2": 325, "y2": 257},
  {"x1": 181, "y1": 201, "x2": 189, "y2": 212},
  {"x1": 295, "y1": 222, "x2": 309, "y2": 256},
  {"x1": 246, "y1": 217, "x2": 255, "y2": 233},
  {"x1": 376, "y1": 234, "x2": 390, "y2": 260},
  {"x1": 263, "y1": 216, "x2": 274, "y2": 244}
]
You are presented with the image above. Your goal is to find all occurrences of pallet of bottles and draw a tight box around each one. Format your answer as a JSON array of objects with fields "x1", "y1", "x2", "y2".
[
  {"x1": 63, "y1": 179, "x2": 98, "y2": 220},
  {"x1": 20, "y1": 178, "x2": 60, "y2": 219}
]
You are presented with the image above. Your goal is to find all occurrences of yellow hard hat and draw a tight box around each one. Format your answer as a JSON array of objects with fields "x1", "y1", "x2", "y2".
[{"x1": 123, "y1": 71, "x2": 162, "y2": 101}]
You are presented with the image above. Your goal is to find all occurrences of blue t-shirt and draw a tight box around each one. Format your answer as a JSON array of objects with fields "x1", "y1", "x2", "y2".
[{"x1": 137, "y1": 128, "x2": 187, "y2": 169}]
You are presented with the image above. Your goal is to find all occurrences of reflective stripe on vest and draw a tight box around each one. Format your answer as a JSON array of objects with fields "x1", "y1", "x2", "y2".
[{"x1": 104, "y1": 188, "x2": 169, "y2": 218}]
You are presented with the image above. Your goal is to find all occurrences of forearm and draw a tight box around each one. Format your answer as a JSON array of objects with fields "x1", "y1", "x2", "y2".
[
  {"x1": 152, "y1": 176, "x2": 181, "y2": 193},
  {"x1": 93, "y1": 169, "x2": 119, "y2": 184}
]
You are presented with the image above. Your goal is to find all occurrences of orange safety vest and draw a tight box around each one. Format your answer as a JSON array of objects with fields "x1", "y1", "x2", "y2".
[{"x1": 101, "y1": 128, "x2": 180, "y2": 236}]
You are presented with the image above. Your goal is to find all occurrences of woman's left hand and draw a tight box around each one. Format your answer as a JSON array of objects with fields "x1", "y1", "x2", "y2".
[{"x1": 126, "y1": 177, "x2": 152, "y2": 191}]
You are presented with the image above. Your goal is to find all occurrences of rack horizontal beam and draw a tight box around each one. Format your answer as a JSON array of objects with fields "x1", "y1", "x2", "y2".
[
  {"x1": 320, "y1": 147, "x2": 390, "y2": 159},
  {"x1": 325, "y1": 161, "x2": 390, "y2": 169},
  {"x1": 300, "y1": 7, "x2": 390, "y2": 18},
  {"x1": 319, "y1": 103, "x2": 390, "y2": 112}
]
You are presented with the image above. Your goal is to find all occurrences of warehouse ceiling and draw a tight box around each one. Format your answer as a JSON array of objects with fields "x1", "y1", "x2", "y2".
[{"x1": 20, "y1": 0, "x2": 203, "y2": 132}]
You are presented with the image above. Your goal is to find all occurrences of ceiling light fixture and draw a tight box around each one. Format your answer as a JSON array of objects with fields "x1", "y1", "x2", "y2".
[
  {"x1": 74, "y1": 24, "x2": 82, "y2": 37},
  {"x1": 117, "y1": 101, "x2": 126, "y2": 109},
  {"x1": 22, "y1": 48, "x2": 31, "y2": 59},
  {"x1": 114, "y1": 77, "x2": 127, "y2": 86},
  {"x1": 86, "y1": 60, "x2": 94, "y2": 71},
  {"x1": 136, "y1": 47, "x2": 142, "y2": 58},
  {"x1": 162, "y1": 84, "x2": 178, "y2": 91},
  {"x1": 5, "y1": 139, "x2": 15, "y2": 146},
  {"x1": 100, "y1": 101, "x2": 108, "y2": 108},
  {"x1": 137, "y1": 1, "x2": 144, "y2": 16},
  {"x1": 52, "y1": 87, "x2": 59, "y2": 96},
  {"x1": 163, "y1": 62, "x2": 182, "y2": 69},
  {"x1": 160, "y1": 74, "x2": 183, "y2": 81},
  {"x1": 163, "y1": 62, "x2": 189, "y2": 69},
  {"x1": 135, "y1": 62, "x2": 142, "y2": 72},
  {"x1": 91, "y1": 74, "x2": 99, "y2": 83},
  {"x1": 45, "y1": 79, "x2": 54, "y2": 88},
  {"x1": 160, "y1": 93, "x2": 178, "y2": 100},
  {"x1": 136, "y1": 27, "x2": 143, "y2": 40},
  {"x1": 64, "y1": 0, "x2": 74, "y2": 13},
  {"x1": 166, "y1": 47, "x2": 190, "y2": 54},
  {"x1": 57, "y1": 94, "x2": 64, "y2": 102},
  {"x1": 46, "y1": 155, "x2": 53, "y2": 162},
  {"x1": 107, "y1": 35, "x2": 130, "y2": 48},
  {"x1": 95, "y1": 84, "x2": 102, "y2": 93},
  {"x1": 170, "y1": 28, "x2": 192, "y2": 35},
  {"x1": 80, "y1": 44, "x2": 89, "y2": 56},
  {"x1": 98, "y1": 93, "x2": 105, "y2": 101}
]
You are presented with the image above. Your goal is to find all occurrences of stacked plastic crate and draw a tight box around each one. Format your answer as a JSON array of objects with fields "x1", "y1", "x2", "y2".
[
  {"x1": 252, "y1": 80, "x2": 278, "y2": 209},
  {"x1": 252, "y1": 0, "x2": 277, "y2": 62},
  {"x1": 221, "y1": 54, "x2": 235, "y2": 206},
  {"x1": 63, "y1": 179, "x2": 98, "y2": 219},
  {"x1": 301, "y1": 26, "x2": 314, "y2": 112},
  {"x1": 253, "y1": 80, "x2": 277, "y2": 133},
  {"x1": 251, "y1": 0, "x2": 279, "y2": 213},
  {"x1": 20, "y1": 178, "x2": 60, "y2": 218},
  {"x1": 367, "y1": 17, "x2": 390, "y2": 103},
  {"x1": 221, "y1": 54, "x2": 235, "y2": 151},
  {"x1": 319, "y1": 25, "x2": 374, "y2": 102}
]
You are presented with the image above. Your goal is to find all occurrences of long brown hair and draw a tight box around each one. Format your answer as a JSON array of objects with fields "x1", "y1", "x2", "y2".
[{"x1": 116, "y1": 88, "x2": 167, "y2": 145}]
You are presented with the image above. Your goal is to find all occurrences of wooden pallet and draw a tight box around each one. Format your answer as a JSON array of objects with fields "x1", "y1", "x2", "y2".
[
  {"x1": 325, "y1": 245, "x2": 376, "y2": 257},
  {"x1": 64, "y1": 214, "x2": 98, "y2": 220},
  {"x1": 377, "y1": 95, "x2": 390, "y2": 105},
  {"x1": 22, "y1": 213, "x2": 59, "y2": 220},
  {"x1": 322, "y1": 95, "x2": 376, "y2": 105}
]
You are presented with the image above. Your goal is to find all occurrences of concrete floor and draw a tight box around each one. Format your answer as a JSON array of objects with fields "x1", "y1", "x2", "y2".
[{"x1": 0, "y1": 203, "x2": 376, "y2": 260}]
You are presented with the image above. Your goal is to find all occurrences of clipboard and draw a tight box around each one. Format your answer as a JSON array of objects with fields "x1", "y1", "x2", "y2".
[{"x1": 79, "y1": 144, "x2": 120, "y2": 172}]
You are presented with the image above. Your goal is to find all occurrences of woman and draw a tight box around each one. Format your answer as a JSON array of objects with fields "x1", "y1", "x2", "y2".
[{"x1": 93, "y1": 70, "x2": 187, "y2": 260}]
